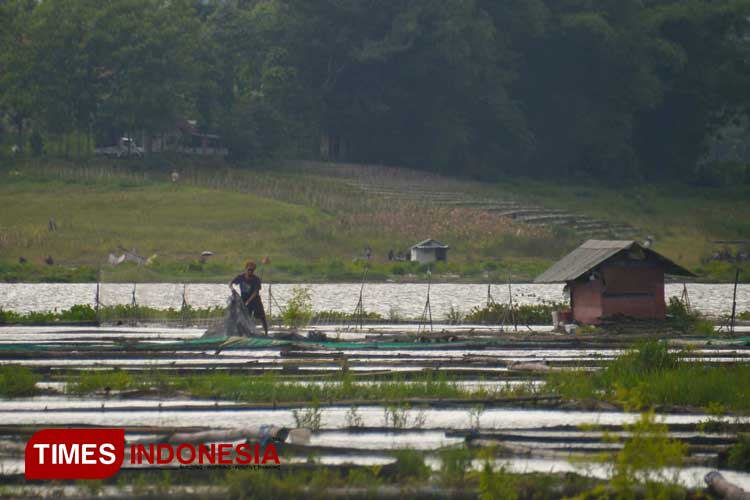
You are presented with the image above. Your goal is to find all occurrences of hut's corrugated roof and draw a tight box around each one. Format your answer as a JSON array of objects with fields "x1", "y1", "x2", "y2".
[
  {"x1": 534, "y1": 240, "x2": 694, "y2": 283},
  {"x1": 411, "y1": 238, "x2": 449, "y2": 249}
]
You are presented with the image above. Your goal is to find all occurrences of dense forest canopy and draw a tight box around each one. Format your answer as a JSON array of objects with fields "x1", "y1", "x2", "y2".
[{"x1": 2, "y1": 0, "x2": 750, "y2": 181}]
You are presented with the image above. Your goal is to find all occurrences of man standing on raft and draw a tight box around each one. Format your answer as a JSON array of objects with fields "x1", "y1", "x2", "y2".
[{"x1": 229, "y1": 260, "x2": 268, "y2": 335}]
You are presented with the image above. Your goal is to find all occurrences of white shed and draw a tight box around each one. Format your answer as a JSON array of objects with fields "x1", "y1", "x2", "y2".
[{"x1": 410, "y1": 239, "x2": 449, "y2": 264}]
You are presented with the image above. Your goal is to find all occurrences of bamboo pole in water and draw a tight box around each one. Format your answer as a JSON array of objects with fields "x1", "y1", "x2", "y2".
[{"x1": 730, "y1": 268, "x2": 740, "y2": 335}]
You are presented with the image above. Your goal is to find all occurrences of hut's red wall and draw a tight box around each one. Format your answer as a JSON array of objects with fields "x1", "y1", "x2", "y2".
[
  {"x1": 601, "y1": 265, "x2": 665, "y2": 319},
  {"x1": 570, "y1": 264, "x2": 666, "y2": 324},
  {"x1": 571, "y1": 279, "x2": 604, "y2": 324}
]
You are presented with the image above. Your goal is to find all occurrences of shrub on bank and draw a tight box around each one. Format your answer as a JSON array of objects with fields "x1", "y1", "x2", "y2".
[
  {"x1": 728, "y1": 435, "x2": 750, "y2": 472},
  {"x1": 282, "y1": 286, "x2": 313, "y2": 329},
  {"x1": 546, "y1": 341, "x2": 750, "y2": 411},
  {"x1": 0, "y1": 304, "x2": 97, "y2": 324},
  {"x1": 313, "y1": 310, "x2": 384, "y2": 322},
  {"x1": 0, "y1": 303, "x2": 231, "y2": 325},
  {"x1": 0, "y1": 365, "x2": 38, "y2": 397},
  {"x1": 465, "y1": 302, "x2": 565, "y2": 325},
  {"x1": 67, "y1": 370, "x2": 137, "y2": 395},
  {"x1": 666, "y1": 296, "x2": 715, "y2": 335},
  {"x1": 98, "y1": 304, "x2": 225, "y2": 323}
]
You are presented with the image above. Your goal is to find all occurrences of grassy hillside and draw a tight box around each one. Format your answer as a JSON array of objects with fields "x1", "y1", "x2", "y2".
[
  {"x1": 0, "y1": 160, "x2": 555, "y2": 282},
  {"x1": 492, "y1": 177, "x2": 750, "y2": 281},
  {"x1": 0, "y1": 159, "x2": 748, "y2": 283}
]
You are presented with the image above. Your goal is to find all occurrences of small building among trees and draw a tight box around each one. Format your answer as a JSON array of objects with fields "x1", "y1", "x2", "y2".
[
  {"x1": 149, "y1": 118, "x2": 227, "y2": 156},
  {"x1": 410, "y1": 239, "x2": 449, "y2": 264},
  {"x1": 535, "y1": 240, "x2": 694, "y2": 324}
]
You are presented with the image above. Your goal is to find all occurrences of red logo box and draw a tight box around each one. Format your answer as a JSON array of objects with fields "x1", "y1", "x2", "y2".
[{"x1": 25, "y1": 429, "x2": 125, "y2": 480}]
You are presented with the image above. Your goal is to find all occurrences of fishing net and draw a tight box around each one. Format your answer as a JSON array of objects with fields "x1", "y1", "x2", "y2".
[
  {"x1": 94, "y1": 264, "x2": 412, "y2": 331},
  {"x1": 93, "y1": 261, "x2": 297, "y2": 335},
  {"x1": 202, "y1": 291, "x2": 257, "y2": 338},
  {"x1": 95, "y1": 267, "x2": 236, "y2": 330}
]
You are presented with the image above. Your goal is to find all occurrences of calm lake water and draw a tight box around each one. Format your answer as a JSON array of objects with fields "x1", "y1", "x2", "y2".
[{"x1": 1, "y1": 282, "x2": 748, "y2": 319}]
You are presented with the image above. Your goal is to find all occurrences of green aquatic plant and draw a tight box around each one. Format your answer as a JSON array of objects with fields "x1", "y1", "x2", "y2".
[
  {"x1": 545, "y1": 369, "x2": 600, "y2": 401},
  {"x1": 382, "y1": 403, "x2": 428, "y2": 429},
  {"x1": 445, "y1": 305, "x2": 465, "y2": 325},
  {"x1": 613, "y1": 340, "x2": 680, "y2": 375},
  {"x1": 727, "y1": 435, "x2": 750, "y2": 471},
  {"x1": 477, "y1": 449, "x2": 519, "y2": 500},
  {"x1": 468, "y1": 404, "x2": 485, "y2": 430},
  {"x1": 78, "y1": 479, "x2": 104, "y2": 497},
  {"x1": 97, "y1": 304, "x2": 224, "y2": 325},
  {"x1": 697, "y1": 402, "x2": 729, "y2": 433},
  {"x1": 383, "y1": 404, "x2": 410, "y2": 429},
  {"x1": 439, "y1": 446, "x2": 472, "y2": 486},
  {"x1": 392, "y1": 449, "x2": 430, "y2": 483},
  {"x1": 226, "y1": 468, "x2": 291, "y2": 499},
  {"x1": 282, "y1": 286, "x2": 313, "y2": 329},
  {"x1": 609, "y1": 410, "x2": 686, "y2": 500},
  {"x1": 387, "y1": 306, "x2": 404, "y2": 322},
  {"x1": 465, "y1": 302, "x2": 565, "y2": 325},
  {"x1": 60, "y1": 369, "x2": 533, "y2": 403},
  {"x1": 667, "y1": 296, "x2": 715, "y2": 336},
  {"x1": 666, "y1": 296, "x2": 697, "y2": 331},
  {"x1": 313, "y1": 309, "x2": 383, "y2": 322},
  {"x1": 576, "y1": 324, "x2": 600, "y2": 335},
  {"x1": 0, "y1": 304, "x2": 97, "y2": 324},
  {"x1": 545, "y1": 341, "x2": 750, "y2": 411},
  {"x1": 0, "y1": 365, "x2": 38, "y2": 397},
  {"x1": 67, "y1": 369, "x2": 138, "y2": 395},
  {"x1": 344, "y1": 467, "x2": 383, "y2": 490},
  {"x1": 345, "y1": 406, "x2": 364, "y2": 427},
  {"x1": 292, "y1": 400, "x2": 323, "y2": 431}
]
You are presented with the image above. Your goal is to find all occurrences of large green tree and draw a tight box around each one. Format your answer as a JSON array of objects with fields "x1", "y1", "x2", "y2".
[
  {"x1": 24, "y1": 0, "x2": 201, "y2": 153},
  {"x1": 3, "y1": 0, "x2": 750, "y2": 179},
  {"x1": 87, "y1": 0, "x2": 201, "y2": 146},
  {"x1": 0, "y1": 0, "x2": 41, "y2": 152},
  {"x1": 27, "y1": 0, "x2": 101, "y2": 156},
  {"x1": 635, "y1": 0, "x2": 750, "y2": 177}
]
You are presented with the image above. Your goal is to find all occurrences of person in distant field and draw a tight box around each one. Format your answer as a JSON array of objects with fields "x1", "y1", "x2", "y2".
[{"x1": 229, "y1": 260, "x2": 268, "y2": 335}]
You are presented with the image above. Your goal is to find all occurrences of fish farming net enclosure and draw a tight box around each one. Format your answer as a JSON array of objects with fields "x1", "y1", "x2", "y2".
[
  {"x1": 93, "y1": 266, "x2": 434, "y2": 330},
  {"x1": 94, "y1": 267, "x2": 381, "y2": 330},
  {"x1": 93, "y1": 278, "x2": 398, "y2": 330},
  {"x1": 96, "y1": 283, "x2": 227, "y2": 328},
  {"x1": 96, "y1": 268, "x2": 232, "y2": 328},
  {"x1": 93, "y1": 267, "x2": 567, "y2": 331}
]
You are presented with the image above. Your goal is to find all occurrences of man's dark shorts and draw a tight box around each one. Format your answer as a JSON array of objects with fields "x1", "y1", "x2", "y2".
[{"x1": 246, "y1": 300, "x2": 266, "y2": 320}]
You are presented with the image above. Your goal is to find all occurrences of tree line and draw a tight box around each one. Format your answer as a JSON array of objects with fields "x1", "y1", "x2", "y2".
[{"x1": 2, "y1": 0, "x2": 750, "y2": 181}]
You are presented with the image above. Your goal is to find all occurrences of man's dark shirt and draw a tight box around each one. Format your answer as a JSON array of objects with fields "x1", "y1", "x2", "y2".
[{"x1": 231, "y1": 274, "x2": 262, "y2": 304}]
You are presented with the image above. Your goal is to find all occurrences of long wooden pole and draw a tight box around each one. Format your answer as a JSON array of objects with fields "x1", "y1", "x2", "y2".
[
  {"x1": 730, "y1": 268, "x2": 740, "y2": 335},
  {"x1": 508, "y1": 272, "x2": 517, "y2": 332}
]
